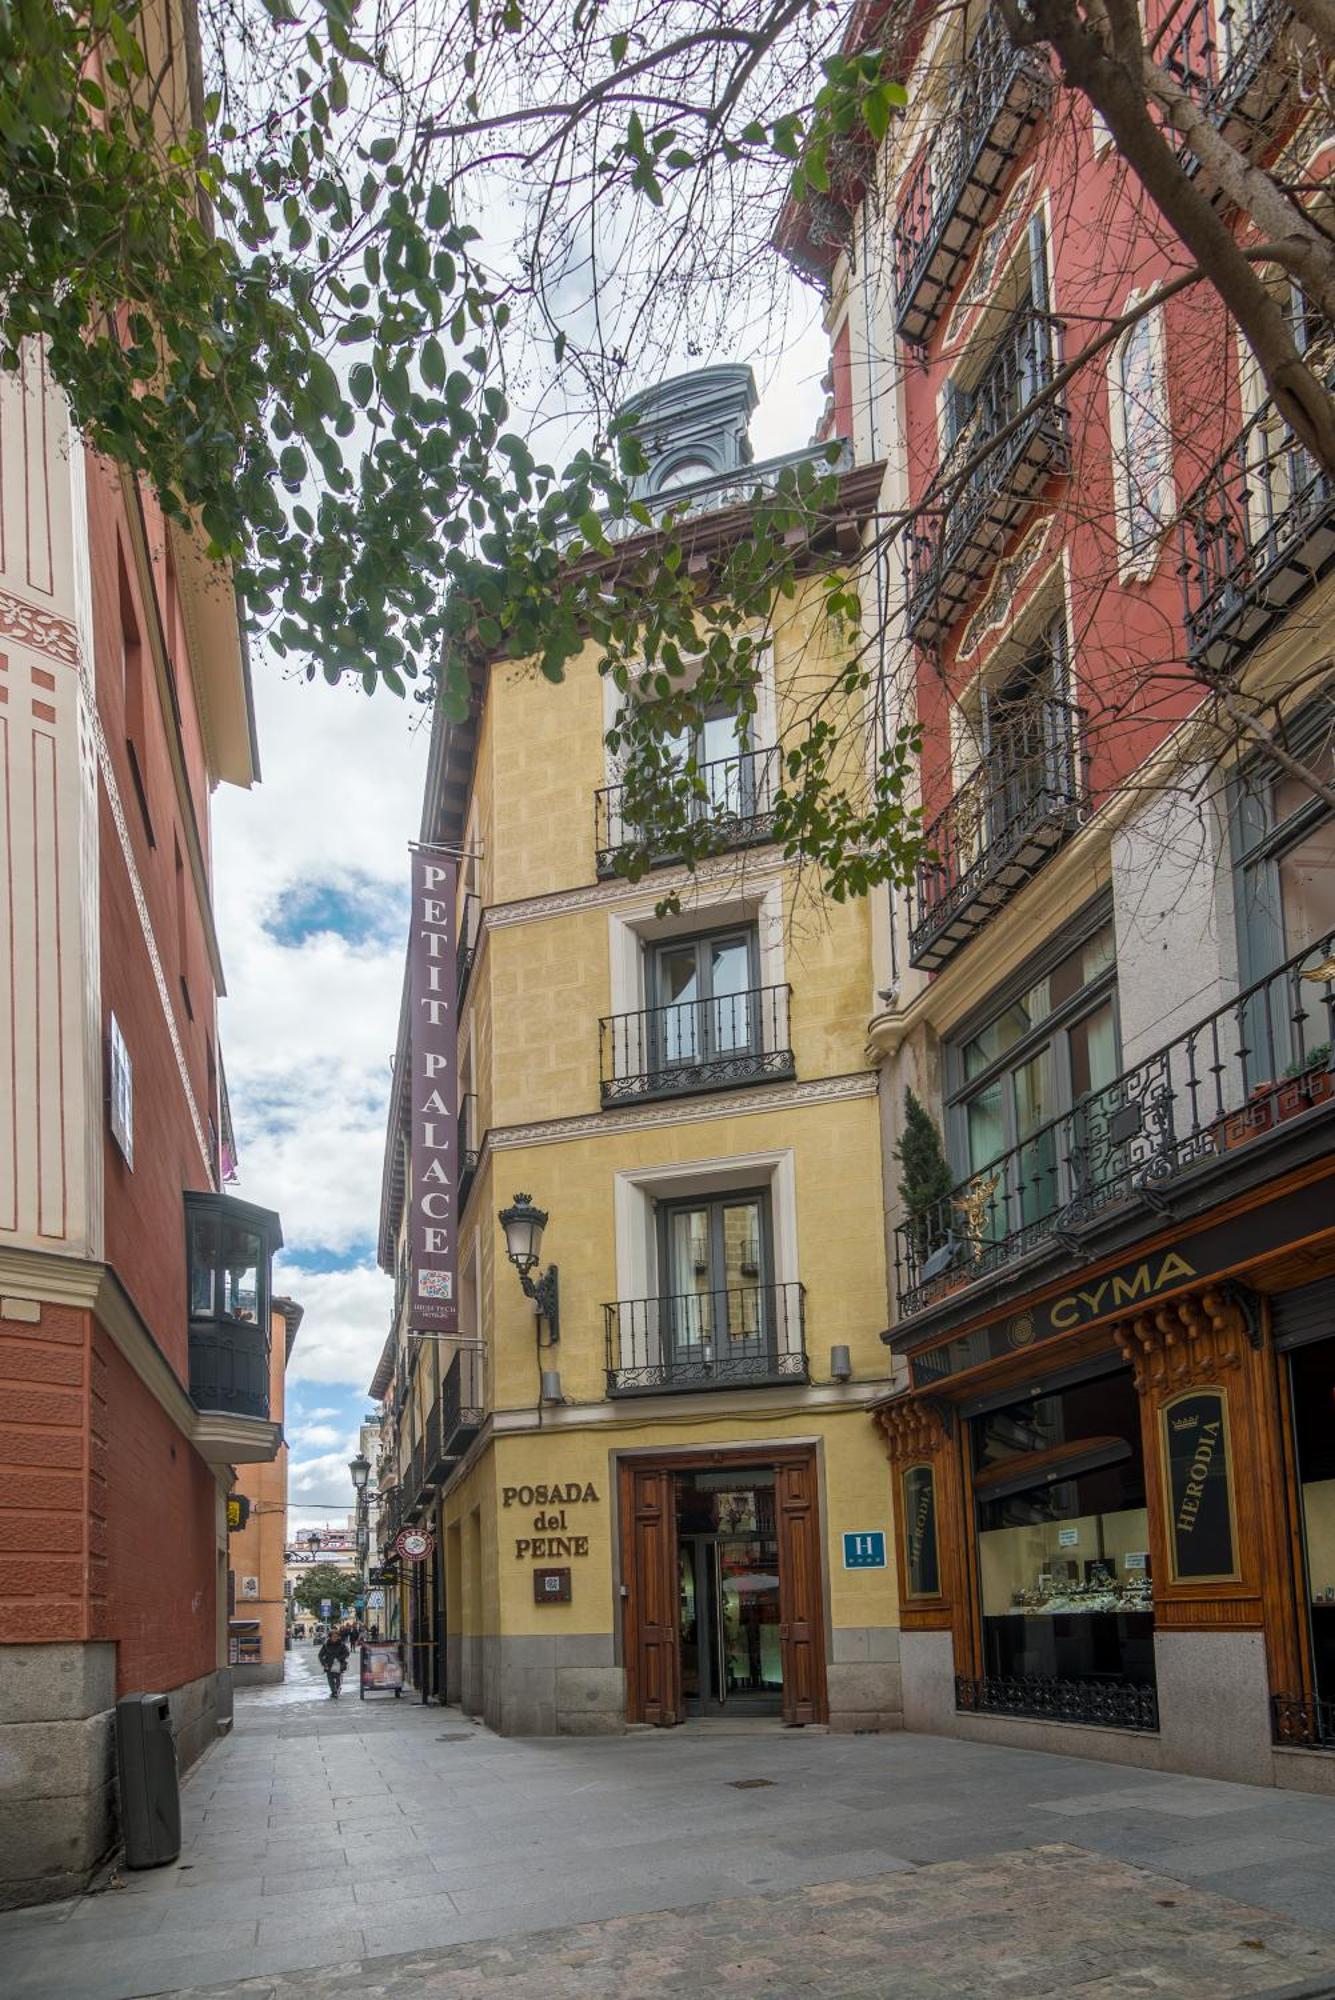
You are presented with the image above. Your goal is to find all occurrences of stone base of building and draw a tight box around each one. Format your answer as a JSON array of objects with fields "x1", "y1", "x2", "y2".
[
  {"x1": 900, "y1": 1629, "x2": 1335, "y2": 1792},
  {"x1": 0, "y1": 1646, "x2": 231, "y2": 1909},
  {"x1": 827, "y1": 1628, "x2": 904, "y2": 1733},
  {"x1": 231, "y1": 1662, "x2": 284, "y2": 1686}
]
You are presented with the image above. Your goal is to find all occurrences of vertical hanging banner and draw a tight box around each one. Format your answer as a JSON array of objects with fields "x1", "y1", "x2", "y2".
[{"x1": 410, "y1": 848, "x2": 459, "y2": 1333}]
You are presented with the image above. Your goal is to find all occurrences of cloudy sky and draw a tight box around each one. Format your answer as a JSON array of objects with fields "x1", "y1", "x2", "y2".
[{"x1": 211, "y1": 331, "x2": 828, "y2": 1528}]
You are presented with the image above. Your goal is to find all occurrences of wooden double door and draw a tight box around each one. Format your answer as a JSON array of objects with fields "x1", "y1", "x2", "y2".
[{"x1": 620, "y1": 1450, "x2": 827, "y2": 1727}]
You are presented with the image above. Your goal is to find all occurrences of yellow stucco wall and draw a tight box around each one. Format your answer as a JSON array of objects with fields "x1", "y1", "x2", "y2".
[{"x1": 440, "y1": 1408, "x2": 898, "y2": 1645}]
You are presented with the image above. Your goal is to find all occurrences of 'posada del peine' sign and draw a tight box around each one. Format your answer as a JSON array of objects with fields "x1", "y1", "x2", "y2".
[
  {"x1": 504, "y1": 1481, "x2": 600, "y2": 1561},
  {"x1": 409, "y1": 848, "x2": 459, "y2": 1334}
]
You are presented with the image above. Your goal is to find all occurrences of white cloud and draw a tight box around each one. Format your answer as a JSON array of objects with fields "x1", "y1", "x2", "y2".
[
  {"x1": 279, "y1": 1260, "x2": 393, "y2": 1391},
  {"x1": 289, "y1": 1421, "x2": 344, "y2": 1450}
]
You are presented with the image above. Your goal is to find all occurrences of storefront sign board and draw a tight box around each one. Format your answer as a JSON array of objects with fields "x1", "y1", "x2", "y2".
[
  {"x1": 360, "y1": 1642, "x2": 406, "y2": 1697},
  {"x1": 907, "y1": 1179, "x2": 1334, "y2": 1389},
  {"x1": 1160, "y1": 1389, "x2": 1240, "y2": 1583},
  {"x1": 409, "y1": 848, "x2": 459, "y2": 1334},
  {"x1": 843, "y1": 1531, "x2": 887, "y2": 1569}
]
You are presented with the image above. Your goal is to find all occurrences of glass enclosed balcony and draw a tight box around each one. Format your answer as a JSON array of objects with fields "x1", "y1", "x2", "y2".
[{"x1": 185, "y1": 1191, "x2": 283, "y2": 1421}]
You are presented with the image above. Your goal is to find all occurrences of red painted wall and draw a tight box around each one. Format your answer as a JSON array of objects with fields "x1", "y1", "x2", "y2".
[
  {"x1": 0, "y1": 1301, "x2": 92, "y2": 1645},
  {"x1": 94, "y1": 1329, "x2": 218, "y2": 1695}
]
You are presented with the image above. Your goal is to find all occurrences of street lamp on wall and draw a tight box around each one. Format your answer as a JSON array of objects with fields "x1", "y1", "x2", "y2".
[
  {"x1": 349, "y1": 1453, "x2": 371, "y2": 1493},
  {"x1": 498, "y1": 1193, "x2": 560, "y2": 1342}
]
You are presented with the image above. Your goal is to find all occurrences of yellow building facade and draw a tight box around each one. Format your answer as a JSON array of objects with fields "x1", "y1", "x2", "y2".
[
  {"x1": 228, "y1": 1299, "x2": 301, "y2": 1681},
  {"x1": 376, "y1": 369, "x2": 902, "y2": 1732}
]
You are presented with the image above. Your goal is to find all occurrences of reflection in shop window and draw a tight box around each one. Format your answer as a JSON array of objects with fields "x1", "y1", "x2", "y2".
[{"x1": 972, "y1": 1368, "x2": 1155, "y2": 1698}]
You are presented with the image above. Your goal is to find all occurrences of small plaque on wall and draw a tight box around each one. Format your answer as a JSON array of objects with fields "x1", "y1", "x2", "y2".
[
  {"x1": 901, "y1": 1465, "x2": 940, "y2": 1599},
  {"x1": 534, "y1": 1566, "x2": 571, "y2": 1604},
  {"x1": 1160, "y1": 1389, "x2": 1240, "y2": 1583}
]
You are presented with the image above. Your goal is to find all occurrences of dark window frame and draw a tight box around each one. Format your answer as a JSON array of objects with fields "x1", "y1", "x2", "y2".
[{"x1": 654, "y1": 1185, "x2": 776, "y2": 1365}]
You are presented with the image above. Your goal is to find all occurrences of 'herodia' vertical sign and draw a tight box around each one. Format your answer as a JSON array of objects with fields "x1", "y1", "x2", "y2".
[{"x1": 409, "y1": 848, "x2": 459, "y2": 1334}]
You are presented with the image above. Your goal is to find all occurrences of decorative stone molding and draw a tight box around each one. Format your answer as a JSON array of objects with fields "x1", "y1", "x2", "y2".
[
  {"x1": 485, "y1": 854, "x2": 785, "y2": 930},
  {"x1": 875, "y1": 1395, "x2": 953, "y2": 1463},
  {"x1": 958, "y1": 524, "x2": 1052, "y2": 661},
  {"x1": 0, "y1": 587, "x2": 80, "y2": 665},
  {"x1": 945, "y1": 168, "x2": 1037, "y2": 346},
  {"x1": 484, "y1": 1071, "x2": 877, "y2": 1152},
  {"x1": 1111, "y1": 1286, "x2": 1254, "y2": 1395}
]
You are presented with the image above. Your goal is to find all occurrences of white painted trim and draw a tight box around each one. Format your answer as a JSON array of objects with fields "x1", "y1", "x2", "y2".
[
  {"x1": 481, "y1": 1071, "x2": 877, "y2": 1153},
  {"x1": 1107, "y1": 293, "x2": 1176, "y2": 583},
  {"x1": 605, "y1": 876, "x2": 786, "y2": 1016},
  {"x1": 612, "y1": 1144, "x2": 798, "y2": 1303}
]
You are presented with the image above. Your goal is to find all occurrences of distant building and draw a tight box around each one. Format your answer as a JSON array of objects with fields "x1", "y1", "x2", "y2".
[{"x1": 228, "y1": 1300, "x2": 303, "y2": 1680}]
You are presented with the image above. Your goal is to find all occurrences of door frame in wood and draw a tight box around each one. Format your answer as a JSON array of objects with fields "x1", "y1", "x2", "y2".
[{"x1": 618, "y1": 1443, "x2": 828, "y2": 1726}]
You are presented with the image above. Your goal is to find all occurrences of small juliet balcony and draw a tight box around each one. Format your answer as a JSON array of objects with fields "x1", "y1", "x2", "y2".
[
  {"x1": 893, "y1": 927, "x2": 1335, "y2": 1323},
  {"x1": 185, "y1": 1190, "x2": 284, "y2": 1463},
  {"x1": 605, "y1": 1281, "x2": 807, "y2": 1395},
  {"x1": 908, "y1": 699, "x2": 1088, "y2": 971},
  {"x1": 595, "y1": 746, "x2": 780, "y2": 879},
  {"x1": 1178, "y1": 370, "x2": 1335, "y2": 679},
  {"x1": 905, "y1": 302, "x2": 1068, "y2": 644},
  {"x1": 893, "y1": 9, "x2": 1052, "y2": 345},
  {"x1": 423, "y1": 1348, "x2": 484, "y2": 1488},
  {"x1": 600, "y1": 984, "x2": 795, "y2": 1107}
]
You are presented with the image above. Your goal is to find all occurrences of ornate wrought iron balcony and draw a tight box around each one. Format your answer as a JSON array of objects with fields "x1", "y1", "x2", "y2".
[
  {"x1": 595, "y1": 745, "x2": 780, "y2": 878},
  {"x1": 458, "y1": 1092, "x2": 479, "y2": 1214},
  {"x1": 440, "y1": 1348, "x2": 483, "y2": 1463},
  {"x1": 457, "y1": 893, "x2": 481, "y2": 1004},
  {"x1": 1164, "y1": 0, "x2": 1296, "y2": 155},
  {"x1": 600, "y1": 984, "x2": 795, "y2": 1106},
  {"x1": 894, "y1": 926, "x2": 1335, "y2": 1320},
  {"x1": 1178, "y1": 373, "x2": 1335, "y2": 679},
  {"x1": 893, "y1": 11, "x2": 1052, "y2": 345},
  {"x1": 605, "y1": 1281, "x2": 807, "y2": 1395},
  {"x1": 905, "y1": 303, "x2": 1068, "y2": 643},
  {"x1": 601, "y1": 442, "x2": 851, "y2": 543},
  {"x1": 956, "y1": 1673, "x2": 1159, "y2": 1733},
  {"x1": 909, "y1": 700, "x2": 1087, "y2": 970}
]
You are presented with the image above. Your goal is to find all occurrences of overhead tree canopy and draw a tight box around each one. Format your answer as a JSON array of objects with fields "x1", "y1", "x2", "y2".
[{"x1": 2, "y1": 0, "x2": 1331, "y2": 887}]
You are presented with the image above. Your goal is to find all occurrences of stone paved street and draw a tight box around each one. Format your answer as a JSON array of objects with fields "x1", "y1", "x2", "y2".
[{"x1": 5, "y1": 1644, "x2": 1335, "y2": 1999}]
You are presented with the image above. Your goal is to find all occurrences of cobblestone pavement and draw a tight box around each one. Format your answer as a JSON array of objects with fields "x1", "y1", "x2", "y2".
[{"x1": 5, "y1": 1645, "x2": 1335, "y2": 1999}]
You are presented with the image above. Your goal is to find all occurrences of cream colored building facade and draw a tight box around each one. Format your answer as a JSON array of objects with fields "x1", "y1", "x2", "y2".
[{"x1": 376, "y1": 369, "x2": 904, "y2": 1734}]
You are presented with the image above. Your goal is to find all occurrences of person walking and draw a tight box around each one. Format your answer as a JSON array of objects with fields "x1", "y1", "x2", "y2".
[{"x1": 318, "y1": 1628, "x2": 349, "y2": 1699}]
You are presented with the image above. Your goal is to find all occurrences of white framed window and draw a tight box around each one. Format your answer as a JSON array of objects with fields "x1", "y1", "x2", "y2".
[
  {"x1": 109, "y1": 1014, "x2": 133, "y2": 1168},
  {"x1": 1109, "y1": 304, "x2": 1175, "y2": 579}
]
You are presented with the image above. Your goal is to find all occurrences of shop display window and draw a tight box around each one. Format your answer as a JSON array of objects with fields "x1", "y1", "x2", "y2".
[
  {"x1": 972, "y1": 1368, "x2": 1156, "y2": 1693},
  {"x1": 1289, "y1": 1333, "x2": 1335, "y2": 1717}
]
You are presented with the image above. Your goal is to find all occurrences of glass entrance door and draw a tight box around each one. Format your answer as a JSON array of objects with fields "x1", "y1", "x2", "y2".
[{"x1": 677, "y1": 1534, "x2": 782, "y2": 1713}]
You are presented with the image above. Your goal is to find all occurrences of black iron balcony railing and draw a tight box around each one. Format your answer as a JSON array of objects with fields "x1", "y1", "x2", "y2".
[
  {"x1": 895, "y1": 926, "x2": 1335, "y2": 1320},
  {"x1": 1163, "y1": 0, "x2": 1295, "y2": 155},
  {"x1": 605, "y1": 1280, "x2": 807, "y2": 1395},
  {"x1": 956, "y1": 1674, "x2": 1160, "y2": 1733},
  {"x1": 440, "y1": 1348, "x2": 483, "y2": 1461},
  {"x1": 1178, "y1": 372, "x2": 1335, "y2": 679},
  {"x1": 1272, "y1": 1692, "x2": 1335, "y2": 1750},
  {"x1": 457, "y1": 893, "x2": 482, "y2": 1005},
  {"x1": 595, "y1": 745, "x2": 780, "y2": 878},
  {"x1": 909, "y1": 699, "x2": 1088, "y2": 970},
  {"x1": 458, "y1": 1092, "x2": 479, "y2": 1213},
  {"x1": 188, "y1": 1319, "x2": 271, "y2": 1421},
  {"x1": 406, "y1": 1437, "x2": 426, "y2": 1514},
  {"x1": 600, "y1": 984, "x2": 795, "y2": 1106},
  {"x1": 906, "y1": 302, "x2": 1068, "y2": 642},
  {"x1": 602, "y1": 441, "x2": 850, "y2": 543},
  {"x1": 893, "y1": 10, "x2": 1052, "y2": 344}
]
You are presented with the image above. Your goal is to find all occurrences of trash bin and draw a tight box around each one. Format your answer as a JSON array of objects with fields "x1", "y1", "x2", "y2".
[{"x1": 115, "y1": 1694, "x2": 181, "y2": 1869}]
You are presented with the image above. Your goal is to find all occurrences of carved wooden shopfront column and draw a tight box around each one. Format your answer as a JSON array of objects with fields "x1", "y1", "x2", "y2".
[
  {"x1": 1111, "y1": 1286, "x2": 1293, "y2": 1679},
  {"x1": 876, "y1": 1397, "x2": 972, "y2": 1670}
]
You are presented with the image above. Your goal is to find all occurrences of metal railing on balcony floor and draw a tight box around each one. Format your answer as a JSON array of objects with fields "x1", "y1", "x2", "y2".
[
  {"x1": 601, "y1": 442, "x2": 851, "y2": 543},
  {"x1": 1273, "y1": 1692, "x2": 1335, "y2": 1749},
  {"x1": 894, "y1": 10, "x2": 1052, "y2": 344},
  {"x1": 457, "y1": 893, "x2": 482, "y2": 1004},
  {"x1": 605, "y1": 1281, "x2": 807, "y2": 1395},
  {"x1": 600, "y1": 984, "x2": 795, "y2": 1106},
  {"x1": 188, "y1": 1319, "x2": 271, "y2": 1421},
  {"x1": 458, "y1": 1092, "x2": 479, "y2": 1213},
  {"x1": 1178, "y1": 371, "x2": 1335, "y2": 678},
  {"x1": 1163, "y1": 0, "x2": 1295, "y2": 154},
  {"x1": 441, "y1": 1348, "x2": 483, "y2": 1460},
  {"x1": 957, "y1": 1674, "x2": 1159, "y2": 1733},
  {"x1": 895, "y1": 927, "x2": 1335, "y2": 1320},
  {"x1": 595, "y1": 746, "x2": 780, "y2": 878},
  {"x1": 906, "y1": 302, "x2": 1068, "y2": 642},
  {"x1": 909, "y1": 699, "x2": 1087, "y2": 970}
]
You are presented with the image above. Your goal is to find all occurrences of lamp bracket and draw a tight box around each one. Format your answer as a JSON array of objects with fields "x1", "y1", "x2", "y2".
[{"x1": 520, "y1": 1263, "x2": 560, "y2": 1342}]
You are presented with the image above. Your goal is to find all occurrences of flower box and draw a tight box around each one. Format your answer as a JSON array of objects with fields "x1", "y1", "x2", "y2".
[{"x1": 1277, "y1": 1065, "x2": 1335, "y2": 1122}]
